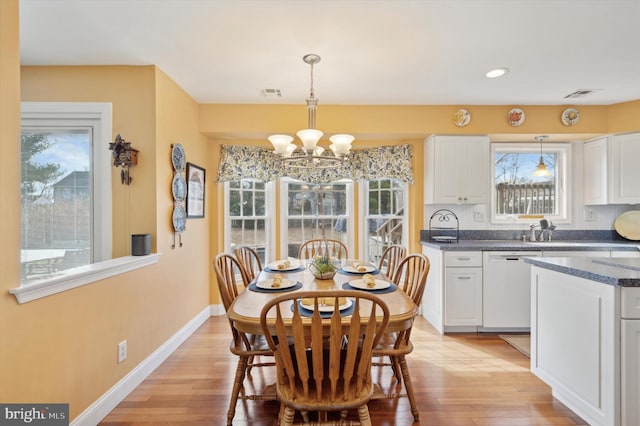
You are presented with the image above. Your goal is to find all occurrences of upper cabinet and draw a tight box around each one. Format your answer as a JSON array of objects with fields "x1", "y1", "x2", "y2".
[
  {"x1": 583, "y1": 136, "x2": 608, "y2": 205},
  {"x1": 610, "y1": 132, "x2": 640, "y2": 204},
  {"x1": 584, "y1": 132, "x2": 640, "y2": 205},
  {"x1": 424, "y1": 135, "x2": 490, "y2": 204}
]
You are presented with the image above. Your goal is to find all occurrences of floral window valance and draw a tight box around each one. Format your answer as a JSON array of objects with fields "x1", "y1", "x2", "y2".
[{"x1": 216, "y1": 144, "x2": 414, "y2": 184}]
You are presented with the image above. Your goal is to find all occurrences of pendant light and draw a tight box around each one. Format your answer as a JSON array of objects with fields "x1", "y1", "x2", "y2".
[{"x1": 533, "y1": 135, "x2": 551, "y2": 177}]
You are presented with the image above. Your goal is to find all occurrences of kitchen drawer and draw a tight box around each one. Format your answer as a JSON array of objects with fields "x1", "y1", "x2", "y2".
[
  {"x1": 445, "y1": 251, "x2": 482, "y2": 267},
  {"x1": 622, "y1": 287, "x2": 640, "y2": 319}
]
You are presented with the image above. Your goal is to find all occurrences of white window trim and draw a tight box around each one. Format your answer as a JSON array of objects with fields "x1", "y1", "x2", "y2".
[
  {"x1": 223, "y1": 180, "x2": 276, "y2": 263},
  {"x1": 10, "y1": 102, "x2": 160, "y2": 304},
  {"x1": 279, "y1": 178, "x2": 354, "y2": 259},
  {"x1": 358, "y1": 180, "x2": 409, "y2": 263},
  {"x1": 490, "y1": 142, "x2": 572, "y2": 224},
  {"x1": 10, "y1": 254, "x2": 161, "y2": 304}
]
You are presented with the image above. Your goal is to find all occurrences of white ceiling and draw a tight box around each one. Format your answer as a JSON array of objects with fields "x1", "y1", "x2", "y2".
[{"x1": 19, "y1": 0, "x2": 640, "y2": 107}]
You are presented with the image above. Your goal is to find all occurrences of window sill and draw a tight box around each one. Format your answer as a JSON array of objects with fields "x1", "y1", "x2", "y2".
[{"x1": 9, "y1": 253, "x2": 161, "y2": 304}]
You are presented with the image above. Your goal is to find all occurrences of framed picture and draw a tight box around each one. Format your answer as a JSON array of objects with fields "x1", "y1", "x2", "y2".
[{"x1": 186, "y1": 162, "x2": 206, "y2": 218}]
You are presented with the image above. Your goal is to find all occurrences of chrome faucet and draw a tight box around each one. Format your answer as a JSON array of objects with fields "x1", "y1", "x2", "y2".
[{"x1": 529, "y1": 223, "x2": 538, "y2": 241}]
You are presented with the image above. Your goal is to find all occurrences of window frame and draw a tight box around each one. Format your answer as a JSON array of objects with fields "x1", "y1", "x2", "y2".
[
  {"x1": 490, "y1": 142, "x2": 572, "y2": 224},
  {"x1": 359, "y1": 178, "x2": 409, "y2": 264},
  {"x1": 10, "y1": 102, "x2": 160, "y2": 304},
  {"x1": 223, "y1": 179, "x2": 276, "y2": 264},
  {"x1": 279, "y1": 178, "x2": 354, "y2": 260}
]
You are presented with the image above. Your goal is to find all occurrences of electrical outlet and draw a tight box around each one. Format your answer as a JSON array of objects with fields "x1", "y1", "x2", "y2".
[
  {"x1": 584, "y1": 207, "x2": 596, "y2": 221},
  {"x1": 473, "y1": 204, "x2": 486, "y2": 222},
  {"x1": 118, "y1": 340, "x2": 127, "y2": 363}
]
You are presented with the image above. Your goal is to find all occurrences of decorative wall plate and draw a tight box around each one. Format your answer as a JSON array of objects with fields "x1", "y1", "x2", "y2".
[
  {"x1": 172, "y1": 203, "x2": 186, "y2": 233},
  {"x1": 171, "y1": 143, "x2": 186, "y2": 171},
  {"x1": 507, "y1": 108, "x2": 525, "y2": 127},
  {"x1": 453, "y1": 108, "x2": 471, "y2": 127},
  {"x1": 561, "y1": 108, "x2": 580, "y2": 126},
  {"x1": 614, "y1": 210, "x2": 640, "y2": 240},
  {"x1": 172, "y1": 173, "x2": 187, "y2": 202}
]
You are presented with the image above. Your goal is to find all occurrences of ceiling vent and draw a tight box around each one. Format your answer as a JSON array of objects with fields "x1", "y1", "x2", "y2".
[
  {"x1": 260, "y1": 88, "x2": 282, "y2": 98},
  {"x1": 563, "y1": 89, "x2": 600, "y2": 99}
]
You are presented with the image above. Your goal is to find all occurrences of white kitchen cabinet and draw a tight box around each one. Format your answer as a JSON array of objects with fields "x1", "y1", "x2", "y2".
[
  {"x1": 444, "y1": 252, "x2": 483, "y2": 326},
  {"x1": 531, "y1": 266, "x2": 618, "y2": 426},
  {"x1": 583, "y1": 136, "x2": 609, "y2": 205},
  {"x1": 621, "y1": 287, "x2": 640, "y2": 426},
  {"x1": 424, "y1": 135, "x2": 490, "y2": 204},
  {"x1": 422, "y1": 246, "x2": 444, "y2": 333},
  {"x1": 610, "y1": 133, "x2": 640, "y2": 204}
]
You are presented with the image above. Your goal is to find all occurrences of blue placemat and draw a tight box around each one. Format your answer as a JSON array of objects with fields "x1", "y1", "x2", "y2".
[
  {"x1": 338, "y1": 267, "x2": 380, "y2": 276},
  {"x1": 341, "y1": 282, "x2": 397, "y2": 294},
  {"x1": 293, "y1": 299, "x2": 355, "y2": 318},
  {"x1": 248, "y1": 281, "x2": 303, "y2": 293},
  {"x1": 264, "y1": 266, "x2": 305, "y2": 273}
]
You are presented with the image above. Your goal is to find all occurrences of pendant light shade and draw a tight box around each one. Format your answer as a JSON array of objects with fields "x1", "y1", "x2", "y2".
[{"x1": 533, "y1": 135, "x2": 551, "y2": 177}]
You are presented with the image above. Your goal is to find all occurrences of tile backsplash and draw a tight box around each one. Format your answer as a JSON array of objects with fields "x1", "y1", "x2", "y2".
[{"x1": 424, "y1": 203, "x2": 639, "y2": 236}]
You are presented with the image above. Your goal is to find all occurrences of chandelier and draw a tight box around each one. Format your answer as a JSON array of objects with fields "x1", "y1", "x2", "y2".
[{"x1": 268, "y1": 54, "x2": 354, "y2": 169}]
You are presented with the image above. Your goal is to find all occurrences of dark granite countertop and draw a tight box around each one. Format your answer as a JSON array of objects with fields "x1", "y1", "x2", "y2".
[
  {"x1": 524, "y1": 256, "x2": 640, "y2": 287},
  {"x1": 420, "y1": 239, "x2": 640, "y2": 252}
]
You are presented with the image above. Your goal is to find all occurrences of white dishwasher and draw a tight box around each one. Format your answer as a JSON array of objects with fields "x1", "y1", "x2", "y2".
[{"x1": 482, "y1": 251, "x2": 540, "y2": 329}]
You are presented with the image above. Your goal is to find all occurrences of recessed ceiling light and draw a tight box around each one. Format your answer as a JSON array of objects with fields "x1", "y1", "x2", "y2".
[{"x1": 486, "y1": 67, "x2": 509, "y2": 78}]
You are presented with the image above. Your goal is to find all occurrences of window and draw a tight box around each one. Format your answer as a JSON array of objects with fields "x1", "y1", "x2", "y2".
[
  {"x1": 224, "y1": 179, "x2": 275, "y2": 264},
  {"x1": 20, "y1": 103, "x2": 112, "y2": 282},
  {"x1": 280, "y1": 180, "x2": 353, "y2": 259},
  {"x1": 491, "y1": 143, "x2": 571, "y2": 223},
  {"x1": 360, "y1": 178, "x2": 408, "y2": 264}
]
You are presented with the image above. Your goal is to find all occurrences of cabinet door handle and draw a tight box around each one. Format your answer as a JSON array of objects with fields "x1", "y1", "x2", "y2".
[
  {"x1": 457, "y1": 257, "x2": 471, "y2": 261},
  {"x1": 457, "y1": 276, "x2": 472, "y2": 280}
]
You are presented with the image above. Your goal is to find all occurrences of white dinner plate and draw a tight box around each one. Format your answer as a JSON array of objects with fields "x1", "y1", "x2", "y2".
[
  {"x1": 343, "y1": 264, "x2": 376, "y2": 273},
  {"x1": 614, "y1": 210, "x2": 640, "y2": 240},
  {"x1": 300, "y1": 297, "x2": 352, "y2": 312},
  {"x1": 268, "y1": 260, "x2": 300, "y2": 271},
  {"x1": 256, "y1": 278, "x2": 298, "y2": 290},
  {"x1": 349, "y1": 279, "x2": 390, "y2": 291}
]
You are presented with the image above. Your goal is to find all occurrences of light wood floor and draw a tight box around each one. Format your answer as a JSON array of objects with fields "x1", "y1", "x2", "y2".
[{"x1": 100, "y1": 316, "x2": 587, "y2": 425}]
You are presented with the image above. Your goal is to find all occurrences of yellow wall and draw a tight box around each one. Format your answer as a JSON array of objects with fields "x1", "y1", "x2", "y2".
[
  {"x1": 2, "y1": 0, "x2": 639, "y2": 421},
  {"x1": 3, "y1": 61, "x2": 211, "y2": 419},
  {"x1": 200, "y1": 101, "x2": 636, "y2": 258}
]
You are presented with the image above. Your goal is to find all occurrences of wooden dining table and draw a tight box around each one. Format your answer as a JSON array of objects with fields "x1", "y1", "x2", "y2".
[{"x1": 227, "y1": 260, "x2": 418, "y2": 336}]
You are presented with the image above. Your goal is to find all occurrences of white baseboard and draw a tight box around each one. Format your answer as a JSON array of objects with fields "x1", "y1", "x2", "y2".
[
  {"x1": 210, "y1": 303, "x2": 225, "y2": 316},
  {"x1": 71, "y1": 305, "x2": 212, "y2": 426}
]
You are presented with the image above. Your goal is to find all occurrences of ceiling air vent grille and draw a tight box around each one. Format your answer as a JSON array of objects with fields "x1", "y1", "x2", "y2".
[
  {"x1": 564, "y1": 89, "x2": 599, "y2": 99},
  {"x1": 260, "y1": 88, "x2": 282, "y2": 98}
]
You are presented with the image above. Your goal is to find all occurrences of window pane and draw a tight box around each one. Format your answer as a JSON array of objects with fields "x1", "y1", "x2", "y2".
[
  {"x1": 255, "y1": 190, "x2": 265, "y2": 216},
  {"x1": 242, "y1": 190, "x2": 254, "y2": 216},
  {"x1": 494, "y1": 151, "x2": 557, "y2": 215},
  {"x1": 226, "y1": 179, "x2": 270, "y2": 262},
  {"x1": 364, "y1": 179, "x2": 406, "y2": 265},
  {"x1": 21, "y1": 128, "x2": 92, "y2": 278}
]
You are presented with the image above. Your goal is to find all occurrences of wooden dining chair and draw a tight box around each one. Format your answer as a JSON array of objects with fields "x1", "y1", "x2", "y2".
[
  {"x1": 377, "y1": 244, "x2": 406, "y2": 280},
  {"x1": 234, "y1": 245, "x2": 263, "y2": 284},
  {"x1": 372, "y1": 253, "x2": 430, "y2": 422},
  {"x1": 260, "y1": 290, "x2": 390, "y2": 425},
  {"x1": 214, "y1": 253, "x2": 276, "y2": 425},
  {"x1": 298, "y1": 238, "x2": 349, "y2": 262}
]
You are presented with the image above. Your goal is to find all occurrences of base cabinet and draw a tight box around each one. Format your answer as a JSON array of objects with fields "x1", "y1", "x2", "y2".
[
  {"x1": 444, "y1": 266, "x2": 483, "y2": 326},
  {"x1": 531, "y1": 266, "x2": 619, "y2": 426}
]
